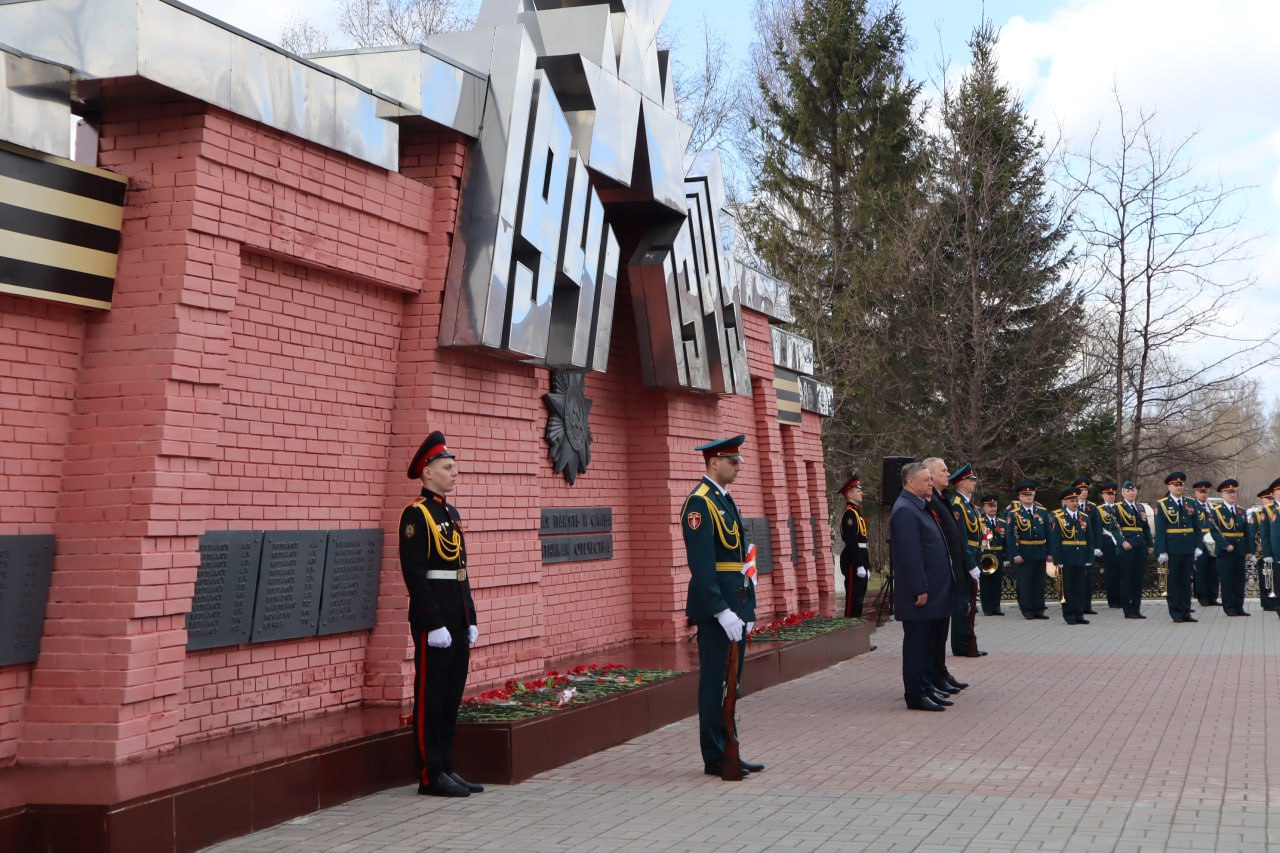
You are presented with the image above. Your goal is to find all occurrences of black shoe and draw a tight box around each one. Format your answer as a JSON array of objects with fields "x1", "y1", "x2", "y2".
[
  {"x1": 704, "y1": 762, "x2": 749, "y2": 777},
  {"x1": 1034, "y1": 614, "x2": 1051, "y2": 620},
  {"x1": 1084, "y1": 609, "x2": 1098, "y2": 615},
  {"x1": 974, "y1": 650, "x2": 989, "y2": 656},
  {"x1": 931, "y1": 680, "x2": 961, "y2": 695},
  {"x1": 927, "y1": 691, "x2": 954, "y2": 706},
  {"x1": 1209, "y1": 601, "x2": 1222, "y2": 606},
  {"x1": 905, "y1": 695, "x2": 946, "y2": 711},
  {"x1": 868, "y1": 644, "x2": 878, "y2": 651},
  {"x1": 1241, "y1": 611, "x2": 1250, "y2": 616},
  {"x1": 945, "y1": 674, "x2": 969, "y2": 690},
  {"x1": 1108, "y1": 603, "x2": 1123, "y2": 609},
  {"x1": 1124, "y1": 613, "x2": 1144, "y2": 619},
  {"x1": 449, "y1": 772, "x2": 484, "y2": 793},
  {"x1": 1183, "y1": 616, "x2": 1198, "y2": 622},
  {"x1": 739, "y1": 758, "x2": 765, "y2": 773},
  {"x1": 419, "y1": 771, "x2": 470, "y2": 797}
]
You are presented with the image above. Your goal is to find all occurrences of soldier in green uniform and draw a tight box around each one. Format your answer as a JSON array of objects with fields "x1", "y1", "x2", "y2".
[
  {"x1": 978, "y1": 493, "x2": 1006, "y2": 615},
  {"x1": 681, "y1": 435, "x2": 763, "y2": 778},
  {"x1": 1073, "y1": 478, "x2": 1102, "y2": 615},
  {"x1": 1250, "y1": 487, "x2": 1277, "y2": 610},
  {"x1": 399, "y1": 431, "x2": 482, "y2": 798},
  {"x1": 1264, "y1": 478, "x2": 1280, "y2": 616},
  {"x1": 1208, "y1": 479, "x2": 1251, "y2": 616},
  {"x1": 1155, "y1": 471, "x2": 1204, "y2": 623},
  {"x1": 838, "y1": 474, "x2": 870, "y2": 619},
  {"x1": 1190, "y1": 480, "x2": 1221, "y2": 606},
  {"x1": 948, "y1": 464, "x2": 984, "y2": 655},
  {"x1": 1115, "y1": 480, "x2": 1153, "y2": 618},
  {"x1": 1050, "y1": 488, "x2": 1094, "y2": 624},
  {"x1": 1095, "y1": 483, "x2": 1124, "y2": 608},
  {"x1": 1006, "y1": 481, "x2": 1050, "y2": 619}
]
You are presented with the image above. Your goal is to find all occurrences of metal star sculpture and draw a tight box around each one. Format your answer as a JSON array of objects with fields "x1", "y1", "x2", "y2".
[{"x1": 544, "y1": 371, "x2": 593, "y2": 484}]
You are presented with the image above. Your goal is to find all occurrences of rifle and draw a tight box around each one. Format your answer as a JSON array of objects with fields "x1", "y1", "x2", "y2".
[{"x1": 720, "y1": 576, "x2": 750, "y2": 782}]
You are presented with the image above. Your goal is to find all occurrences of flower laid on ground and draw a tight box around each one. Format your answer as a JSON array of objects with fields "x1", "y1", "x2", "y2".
[
  {"x1": 747, "y1": 611, "x2": 861, "y2": 642},
  {"x1": 456, "y1": 663, "x2": 685, "y2": 722}
]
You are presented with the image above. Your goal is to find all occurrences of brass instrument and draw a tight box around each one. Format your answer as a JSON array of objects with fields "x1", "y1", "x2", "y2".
[
  {"x1": 980, "y1": 553, "x2": 999, "y2": 574},
  {"x1": 1266, "y1": 558, "x2": 1277, "y2": 599}
]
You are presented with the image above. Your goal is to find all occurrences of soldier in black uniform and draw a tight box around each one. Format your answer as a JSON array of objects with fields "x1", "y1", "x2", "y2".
[
  {"x1": 1050, "y1": 488, "x2": 1094, "y2": 624},
  {"x1": 1208, "y1": 479, "x2": 1251, "y2": 616},
  {"x1": 978, "y1": 493, "x2": 1006, "y2": 615},
  {"x1": 681, "y1": 435, "x2": 762, "y2": 778},
  {"x1": 1096, "y1": 483, "x2": 1125, "y2": 608},
  {"x1": 399, "y1": 431, "x2": 482, "y2": 798},
  {"x1": 1073, "y1": 478, "x2": 1102, "y2": 616},
  {"x1": 839, "y1": 474, "x2": 870, "y2": 619},
  {"x1": 1005, "y1": 481, "x2": 1050, "y2": 619},
  {"x1": 1253, "y1": 486, "x2": 1277, "y2": 610},
  {"x1": 948, "y1": 464, "x2": 985, "y2": 656},
  {"x1": 1190, "y1": 480, "x2": 1221, "y2": 606},
  {"x1": 1115, "y1": 480, "x2": 1153, "y2": 619},
  {"x1": 1155, "y1": 471, "x2": 1204, "y2": 623}
]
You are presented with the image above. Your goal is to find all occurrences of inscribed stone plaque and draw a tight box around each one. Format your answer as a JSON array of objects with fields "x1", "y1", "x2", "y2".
[
  {"x1": 538, "y1": 507, "x2": 613, "y2": 535},
  {"x1": 250, "y1": 530, "x2": 327, "y2": 643},
  {"x1": 744, "y1": 518, "x2": 773, "y2": 574},
  {"x1": 0, "y1": 535, "x2": 55, "y2": 666},
  {"x1": 541, "y1": 534, "x2": 614, "y2": 564},
  {"x1": 186, "y1": 530, "x2": 264, "y2": 651},
  {"x1": 317, "y1": 529, "x2": 383, "y2": 636}
]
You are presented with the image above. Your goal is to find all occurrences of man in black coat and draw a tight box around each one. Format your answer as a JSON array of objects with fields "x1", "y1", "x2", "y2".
[
  {"x1": 923, "y1": 457, "x2": 974, "y2": 692},
  {"x1": 891, "y1": 462, "x2": 956, "y2": 711}
]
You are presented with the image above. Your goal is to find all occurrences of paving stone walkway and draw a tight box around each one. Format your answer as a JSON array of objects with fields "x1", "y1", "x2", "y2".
[{"x1": 204, "y1": 600, "x2": 1280, "y2": 852}]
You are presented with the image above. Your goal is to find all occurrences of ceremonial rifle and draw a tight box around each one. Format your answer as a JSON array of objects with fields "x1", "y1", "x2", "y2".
[{"x1": 721, "y1": 545, "x2": 757, "y2": 781}]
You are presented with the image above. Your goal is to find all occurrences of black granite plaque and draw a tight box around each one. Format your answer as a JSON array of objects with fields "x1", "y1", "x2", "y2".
[
  {"x1": 317, "y1": 529, "x2": 383, "y2": 636},
  {"x1": 186, "y1": 530, "x2": 264, "y2": 651},
  {"x1": 0, "y1": 535, "x2": 55, "y2": 666},
  {"x1": 538, "y1": 507, "x2": 613, "y2": 535},
  {"x1": 744, "y1": 518, "x2": 774, "y2": 574},
  {"x1": 541, "y1": 534, "x2": 614, "y2": 564},
  {"x1": 250, "y1": 530, "x2": 327, "y2": 643}
]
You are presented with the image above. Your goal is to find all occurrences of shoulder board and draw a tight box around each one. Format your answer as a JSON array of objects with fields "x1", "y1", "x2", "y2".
[
  {"x1": 1053, "y1": 509, "x2": 1065, "y2": 518},
  {"x1": 950, "y1": 494, "x2": 963, "y2": 507}
]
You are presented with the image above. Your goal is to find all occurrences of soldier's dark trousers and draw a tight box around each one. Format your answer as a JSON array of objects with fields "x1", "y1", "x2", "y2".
[
  {"x1": 696, "y1": 621, "x2": 745, "y2": 766},
  {"x1": 1015, "y1": 559, "x2": 1047, "y2": 617},
  {"x1": 1166, "y1": 554, "x2": 1194, "y2": 621},
  {"x1": 1217, "y1": 552, "x2": 1247, "y2": 614},
  {"x1": 951, "y1": 578, "x2": 977, "y2": 655},
  {"x1": 1195, "y1": 553, "x2": 1219, "y2": 604},
  {"x1": 1061, "y1": 564, "x2": 1089, "y2": 623},
  {"x1": 412, "y1": 626, "x2": 470, "y2": 785},
  {"x1": 843, "y1": 567, "x2": 868, "y2": 619},
  {"x1": 1118, "y1": 546, "x2": 1147, "y2": 616},
  {"x1": 1103, "y1": 547, "x2": 1123, "y2": 606},
  {"x1": 979, "y1": 566, "x2": 1004, "y2": 614}
]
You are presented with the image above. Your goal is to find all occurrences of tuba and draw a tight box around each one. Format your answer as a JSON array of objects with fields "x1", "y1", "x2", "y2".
[{"x1": 980, "y1": 553, "x2": 999, "y2": 574}]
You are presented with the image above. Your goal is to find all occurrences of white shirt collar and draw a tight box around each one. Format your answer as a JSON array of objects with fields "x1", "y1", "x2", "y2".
[{"x1": 702, "y1": 476, "x2": 728, "y2": 497}]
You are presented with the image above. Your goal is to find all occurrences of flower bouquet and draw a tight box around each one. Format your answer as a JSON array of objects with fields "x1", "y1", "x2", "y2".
[
  {"x1": 747, "y1": 611, "x2": 861, "y2": 642},
  {"x1": 457, "y1": 663, "x2": 685, "y2": 722}
]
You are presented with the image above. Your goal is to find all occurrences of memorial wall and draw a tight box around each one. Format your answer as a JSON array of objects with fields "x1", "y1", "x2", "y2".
[{"x1": 0, "y1": 0, "x2": 834, "y2": 767}]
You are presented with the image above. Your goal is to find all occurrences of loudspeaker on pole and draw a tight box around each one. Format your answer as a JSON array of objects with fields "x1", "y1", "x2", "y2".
[{"x1": 881, "y1": 455, "x2": 914, "y2": 508}]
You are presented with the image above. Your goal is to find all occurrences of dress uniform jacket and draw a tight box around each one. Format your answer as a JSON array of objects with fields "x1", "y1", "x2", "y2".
[
  {"x1": 400, "y1": 489, "x2": 477, "y2": 635},
  {"x1": 949, "y1": 493, "x2": 983, "y2": 654},
  {"x1": 978, "y1": 511, "x2": 1007, "y2": 615},
  {"x1": 840, "y1": 501, "x2": 869, "y2": 619},
  {"x1": 1155, "y1": 495, "x2": 1203, "y2": 621},
  {"x1": 1114, "y1": 498, "x2": 1152, "y2": 617},
  {"x1": 1208, "y1": 501, "x2": 1251, "y2": 615},
  {"x1": 1050, "y1": 508, "x2": 1092, "y2": 623},
  {"x1": 682, "y1": 477, "x2": 757, "y2": 624},
  {"x1": 1006, "y1": 501, "x2": 1050, "y2": 618}
]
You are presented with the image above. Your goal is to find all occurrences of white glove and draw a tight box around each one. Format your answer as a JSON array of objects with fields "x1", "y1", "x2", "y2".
[
  {"x1": 426, "y1": 627, "x2": 452, "y2": 648},
  {"x1": 968, "y1": 567, "x2": 980, "y2": 580},
  {"x1": 715, "y1": 609, "x2": 745, "y2": 642},
  {"x1": 746, "y1": 622, "x2": 754, "y2": 634},
  {"x1": 1158, "y1": 554, "x2": 1168, "y2": 567},
  {"x1": 856, "y1": 567, "x2": 868, "y2": 579},
  {"x1": 1094, "y1": 549, "x2": 1103, "y2": 558},
  {"x1": 1002, "y1": 561, "x2": 1010, "y2": 569},
  {"x1": 1266, "y1": 557, "x2": 1274, "y2": 567},
  {"x1": 467, "y1": 625, "x2": 479, "y2": 645},
  {"x1": 1194, "y1": 548, "x2": 1203, "y2": 559}
]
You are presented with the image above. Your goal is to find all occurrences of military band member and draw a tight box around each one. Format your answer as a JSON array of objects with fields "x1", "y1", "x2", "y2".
[
  {"x1": 1208, "y1": 479, "x2": 1251, "y2": 616},
  {"x1": 1155, "y1": 471, "x2": 1204, "y2": 623},
  {"x1": 979, "y1": 493, "x2": 1007, "y2": 615},
  {"x1": 839, "y1": 474, "x2": 870, "y2": 619},
  {"x1": 1096, "y1": 483, "x2": 1125, "y2": 608},
  {"x1": 1190, "y1": 480, "x2": 1221, "y2": 606},
  {"x1": 1006, "y1": 481, "x2": 1051, "y2": 619},
  {"x1": 1073, "y1": 478, "x2": 1102, "y2": 615},
  {"x1": 948, "y1": 464, "x2": 985, "y2": 656},
  {"x1": 1251, "y1": 487, "x2": 1277, "y2": 610},
  {"x1": 1050, "y1": 488, "x2": 1094, "y2": 624},
  {"x1": 1263, "y1": 478, "x2": 1280, "y2": 616},
  {"x1": 400, "y1": 431, "x2": 482, "y2": 798},
  {"x1": 681, "y1": 435, "x2": 763, "y2": 778},
  {"x1": 1115, "y1": 480, "x2": 1153, "y2": 618}
]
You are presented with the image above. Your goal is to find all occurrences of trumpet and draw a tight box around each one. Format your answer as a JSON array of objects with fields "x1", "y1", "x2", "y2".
[
  {"x1": 980, "y1": 553, "x2": 999, "y2": 574},
  {"x1": 1267, "y1": 559, "x2": 1277, "y2": 599}
]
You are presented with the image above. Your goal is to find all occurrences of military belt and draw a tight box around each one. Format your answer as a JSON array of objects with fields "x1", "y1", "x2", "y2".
[
  {"x1": 1223, "y1": 532, "x2": 1244, "y2": 538},
  {"x1": 1120, "y1": 526, "x2": 1143, "y2": 532},
  {"x1": 1019, "y1": 539, "x2": 1046, "y2": 545},
  {"x1": 1165, "y1": 527, "x2": 1192, "y2": 533},
  {"x1": 858, "y1": 543, "x2": 868, "y2": 549},
  {"x1": 967, "y1": 540, "x2": 981, "y2": 548},
  {"x1": 427, "y1": 569, "x2": 467, "y2": 581},
  {"x1": 715, "y1": 562, "x2": 744, "y2": 572},
  {"x1": 1062, "y1": 540, "x2": 1086, "y2": 546}
]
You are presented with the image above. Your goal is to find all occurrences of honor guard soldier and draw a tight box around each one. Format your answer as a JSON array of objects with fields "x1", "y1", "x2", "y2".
[
  {"x1": 1051, "y1": 488, "x2": 1094, "y2": 624},
  {"x1": 1155, "y1": 471, "x2": 1204, "y2": 623},
  {"x1": 978, "y1": 493, "x2": 1007, "y2": 615},
  {"x1": 1072, "y1": 478, "x2": 1102, "y2": 615},
  {"x1": 839, "y1": 474, "x2": 870, "y2": 619},
  {"x1": 1190, "y1": 480, "x2": 1220, "y2": 606},
  {"x1": 1208, "y1": 479, "x2": 1251, "y2": 616},
  {"x1": 1251, "y1": 486, "x2": 1277, "y2": 610},
  {"x1": 681, "y1": 436, "x2": 763, "y2": 778},
  {"x1": 400, "y1": 431, "x2": 482, "y2": 798},
  {"x1": 1006, "y1": 481, "x2": 1051, "y2": 619},
  {"x1": 1115, "y1": 480, "x2": 1153, "y2": 618},
  {"x1": 948, "y1": 464, "x2": 985, "y2": 655},
  {"x1": 1096, "y1": 483, "x2": 1125, "y2": 608}
]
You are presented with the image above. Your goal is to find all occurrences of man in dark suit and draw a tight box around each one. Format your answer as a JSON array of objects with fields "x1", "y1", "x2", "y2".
[
  {"x1": 924, "y1": 457, "x2": 975, "y2": 688},
  {"x1": 892, "y1": 462, "x2": 956, "y2": 711}
]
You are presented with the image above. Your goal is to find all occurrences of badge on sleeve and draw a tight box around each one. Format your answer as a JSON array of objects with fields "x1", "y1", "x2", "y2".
[
  {"x1": 404, "y1": 523, "x2": 416, "y2": 538},
  {"x1": 686, "y1": 511, "x2": 702, "y2": 530}
]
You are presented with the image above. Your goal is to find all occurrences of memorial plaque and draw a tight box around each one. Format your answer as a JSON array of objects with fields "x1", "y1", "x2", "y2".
[
  {"x1": 0, "y1": 535, "x2": 55, "y2": 666},
  {"x1": 250, "y1": 530, "x2": 327, "y2": 643},
  {"x1": 541, "y1": 534, "x2": 614, "y2": 564},
  {"x1": 744, "y1": 518, "x2": 774, "y2": 574},
  {"x1": 538, "y1": 507, "x2": 613, "y2": 535},
  {"x1": 186, "y1": 530, "x2": 264, "y2": 651},
  {"x1": 317, "y1": 529, "x2": 383, "y2": 636}
]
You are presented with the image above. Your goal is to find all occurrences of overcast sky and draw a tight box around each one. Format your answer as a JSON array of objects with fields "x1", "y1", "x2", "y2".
[{"x1": 186, "y1": 0, "x2": 1280, "y2": 402}]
